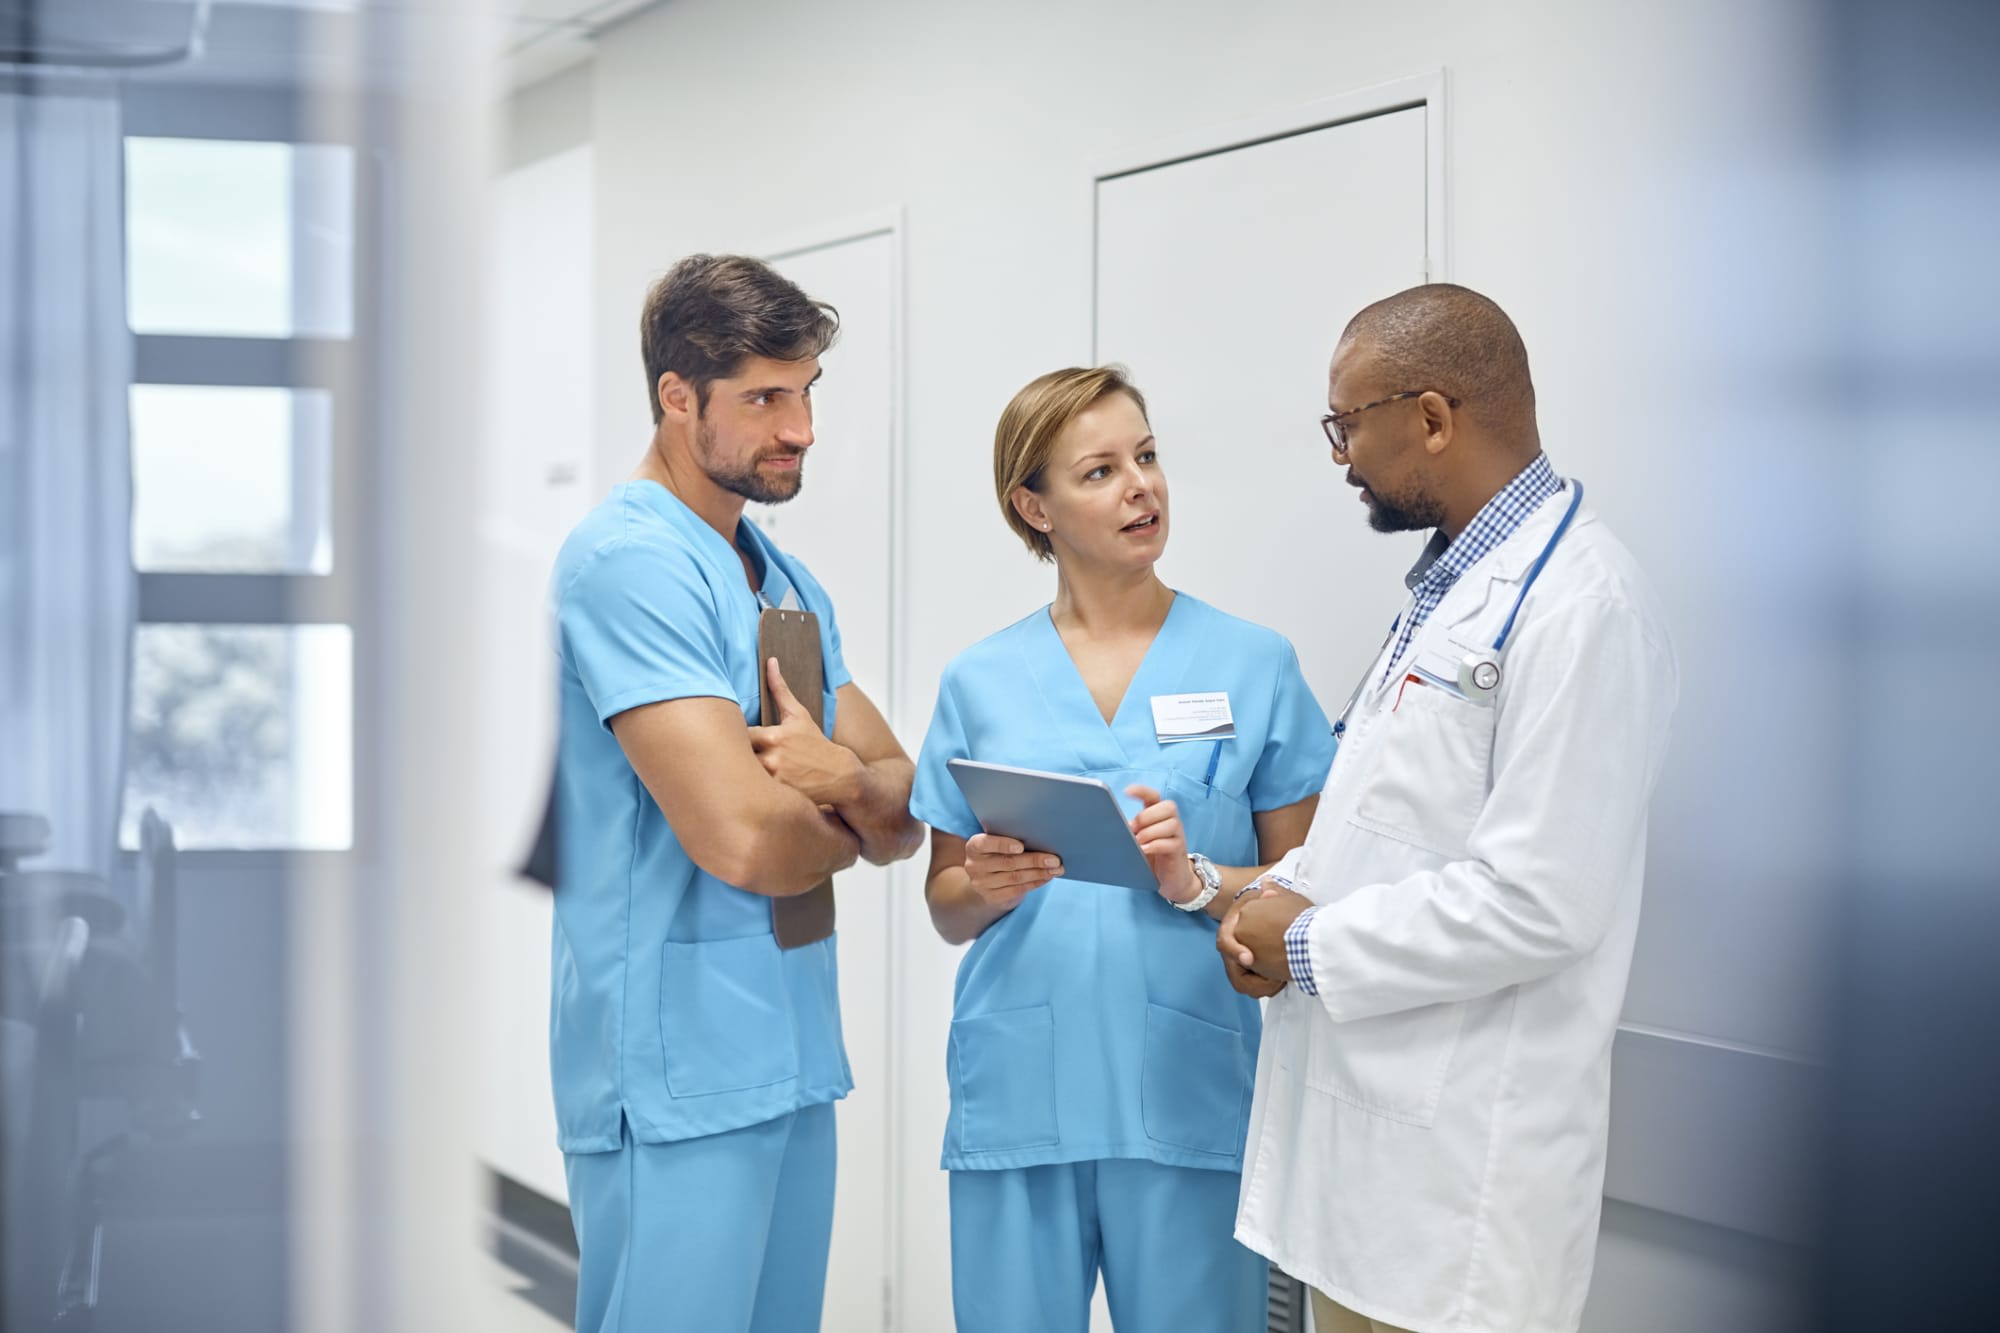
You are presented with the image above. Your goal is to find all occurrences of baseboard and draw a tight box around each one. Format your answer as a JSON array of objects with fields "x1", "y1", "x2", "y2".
[{"x1": 488, "y1": 1166, "x2": 578, "y2": 1327}]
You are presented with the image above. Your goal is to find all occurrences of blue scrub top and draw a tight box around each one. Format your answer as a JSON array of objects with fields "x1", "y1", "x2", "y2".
[
  {"x1": 910, "y1": 594, "x2": 1335, "y2": 1173},
  {"x1": 548, "y1": 481, "x2": 854, "y2": 1154}
]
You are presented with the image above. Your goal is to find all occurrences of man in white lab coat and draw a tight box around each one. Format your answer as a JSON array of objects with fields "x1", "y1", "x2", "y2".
[{"x1": 1219, "y1": 284, "x2": 1679, "y2": 1333}]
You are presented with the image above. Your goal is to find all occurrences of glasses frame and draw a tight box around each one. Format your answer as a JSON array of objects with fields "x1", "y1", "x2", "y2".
[{"x1": 1320, "y1": 389, "x2": 1462, "y2": 457}]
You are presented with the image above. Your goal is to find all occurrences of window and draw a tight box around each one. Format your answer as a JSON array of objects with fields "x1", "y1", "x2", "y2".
[
  {"x1": 125, "y1": 136, "x2": 355, "y2": 339},
  {"x1": 121, "y1": 128, "x2": 361, "y2": 851},
  {"x1": 122, "y1": 624, "x2": 353, "y2": 850},
  {"x1": 131, "y1": 385, "x2": 334, "y2": 575}
]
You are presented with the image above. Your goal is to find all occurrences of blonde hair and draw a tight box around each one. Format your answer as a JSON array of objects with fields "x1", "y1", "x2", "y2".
[{"x1": 992, "y1": 366, "x2": 1150, "y2": 561}]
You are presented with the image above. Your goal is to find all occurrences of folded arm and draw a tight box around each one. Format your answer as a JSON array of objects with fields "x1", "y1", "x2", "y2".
[{"x1": 612, "y1": 695, "x2": 860, "y2": 897}]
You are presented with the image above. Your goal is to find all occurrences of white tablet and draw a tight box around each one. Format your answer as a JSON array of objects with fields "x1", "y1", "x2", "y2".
[{"x1": 946, "y1": 758, "x2": 1158, "y2": 892}]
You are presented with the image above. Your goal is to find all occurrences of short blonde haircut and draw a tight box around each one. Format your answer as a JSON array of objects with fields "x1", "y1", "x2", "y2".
[{"x1": 992, "y1": 366, "x2": 1150, "y2": 561}]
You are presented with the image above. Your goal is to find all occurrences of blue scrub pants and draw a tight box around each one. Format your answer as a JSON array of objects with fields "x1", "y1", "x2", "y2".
[
  {"x1": 563, "y1": 1102, "x2": 836, "y2": 1333},
  {"x1": 949, "y1": 1159, "x2": 1267, "y2": 1333}
]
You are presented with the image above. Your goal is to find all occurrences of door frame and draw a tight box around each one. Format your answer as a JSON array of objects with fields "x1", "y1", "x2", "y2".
[
  {"x1": 751, "y1": 209, "x2": 910, "y2": 1331},
  {"x1": 1088, "y1": 69, "x2": 1450, "y2": 362}
]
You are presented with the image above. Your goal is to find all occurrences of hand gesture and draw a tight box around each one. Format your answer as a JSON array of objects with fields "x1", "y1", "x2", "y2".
[{"x1": 1126, "y1": 785, "x2": 1199, "y2": 906}]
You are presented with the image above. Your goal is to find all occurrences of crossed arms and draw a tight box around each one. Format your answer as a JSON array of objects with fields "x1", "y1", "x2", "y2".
[{"x1": 611, "y1": 658, "x2": 922, "y2": 896}]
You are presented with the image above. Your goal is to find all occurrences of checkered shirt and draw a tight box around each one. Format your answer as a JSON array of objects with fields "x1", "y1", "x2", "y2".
[{"x1": 1380, "y1": 453, "x2": 1565, "y2": 684}]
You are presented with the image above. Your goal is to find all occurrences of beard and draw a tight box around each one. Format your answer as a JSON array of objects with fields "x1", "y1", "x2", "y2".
[
  {"x1": 1351, "y1": 470, "x2": 1444, "y2": 534},
  {"x1": 697, "y1": 416, "x2": 806, "y2": 505}
]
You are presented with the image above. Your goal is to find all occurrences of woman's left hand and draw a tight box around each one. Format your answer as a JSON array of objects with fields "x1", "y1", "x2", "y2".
[{"x1": 1126, "y1": 785, "x2": 1198, "y2": 905}]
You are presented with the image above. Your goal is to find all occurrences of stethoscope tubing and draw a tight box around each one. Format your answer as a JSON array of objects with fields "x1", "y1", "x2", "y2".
[{"x1": 1337, "y1": 481, "x2": 1584, "y2": 727}]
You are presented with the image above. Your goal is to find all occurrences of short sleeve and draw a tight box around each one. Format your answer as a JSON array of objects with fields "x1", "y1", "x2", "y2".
[
  {"x1": 809, "y1": 576, "x2": 852, "y2": 692},
  {"x1": 559, "y1": 539, "x2": 735, "y2": 727},
  {"x1": 1246, "y1": 639, "x2": 1337, "y2": 811},
  {"x1": 909, "y1": 671, "x2": 981, "y2": 839}
]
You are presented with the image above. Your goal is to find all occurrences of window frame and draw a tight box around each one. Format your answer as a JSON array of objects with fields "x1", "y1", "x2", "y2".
[{"x1": 121, "y1": 84, "x2": 377, "y2": 857}]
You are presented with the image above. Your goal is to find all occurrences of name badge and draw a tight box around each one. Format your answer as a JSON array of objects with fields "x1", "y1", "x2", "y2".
[{"x1": 1150, "y1": 691, "x2": 1236, "y2": 744}]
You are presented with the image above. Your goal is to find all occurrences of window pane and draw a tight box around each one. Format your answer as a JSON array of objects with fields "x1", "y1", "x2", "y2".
[
  {"x1": 131, "y1": 385, "x2": 334, "y2": 574},
  {"x1": 122, "y1": 625, "x2": 353, "y2": 850},
  {"x1": 125, "y1": 136, "x2": 355, "y2": 339}
]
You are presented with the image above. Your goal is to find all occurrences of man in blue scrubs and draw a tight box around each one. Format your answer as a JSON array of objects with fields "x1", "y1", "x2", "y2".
[{"x1": 549, "y1": 254, "x2": 922, "y2": 1333}]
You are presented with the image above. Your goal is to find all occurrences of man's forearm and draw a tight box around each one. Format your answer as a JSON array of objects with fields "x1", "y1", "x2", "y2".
[
  {"x1": 723, "y1": 786, "x2": 860, "y2": 896},
  {"x1": 827, "y1": 755, "x2": 922, "y2": 865}
]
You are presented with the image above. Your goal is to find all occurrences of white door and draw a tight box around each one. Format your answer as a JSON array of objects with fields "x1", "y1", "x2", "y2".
[
  {"x1": 748, "y1": 223, "x2": 902, "y2": 1333},
  {"x1": 1095, "y1": 106, "x2": 1431, "y2": 711},
  {"x1": 1094, "y1": 106, "x2": 1430, "y2": 1333}
]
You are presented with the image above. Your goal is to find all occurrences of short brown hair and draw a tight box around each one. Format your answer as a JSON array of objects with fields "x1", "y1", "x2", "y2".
[
  {"x1": 639, "y1": 255, "x2": 840, "y2": 422},
  {"x1": 992, "y1": 366, "x2": 1150, "y2": 561}
]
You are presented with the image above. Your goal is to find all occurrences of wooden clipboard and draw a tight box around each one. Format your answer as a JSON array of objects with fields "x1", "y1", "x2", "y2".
[{"x1": 760, "y1": 607, "x2": 837, "y2": 949}]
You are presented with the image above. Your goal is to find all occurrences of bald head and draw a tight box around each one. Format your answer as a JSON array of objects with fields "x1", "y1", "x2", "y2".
[
  {"x1": 1326, "y1": 284, "x2": 1545, "y2": 538},
  {"x1": 1339, "y1": 284, "x2": 1536, "y2": 432}
]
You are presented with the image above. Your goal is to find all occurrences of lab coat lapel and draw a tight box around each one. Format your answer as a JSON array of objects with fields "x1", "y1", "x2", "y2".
[{"x1": 1424, "y1": 492, "x2": 1588, "y2": 653}]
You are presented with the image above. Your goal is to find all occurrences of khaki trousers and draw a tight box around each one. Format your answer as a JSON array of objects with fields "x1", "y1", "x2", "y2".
[{"x1": 1310, "y1": 1287, "x2": 1417, "y2": 1333}]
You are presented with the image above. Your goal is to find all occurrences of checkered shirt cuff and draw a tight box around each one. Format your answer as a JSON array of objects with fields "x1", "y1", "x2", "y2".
[{"x1": 1285, "y1": 906, "x2": 1321, "y2": 996}]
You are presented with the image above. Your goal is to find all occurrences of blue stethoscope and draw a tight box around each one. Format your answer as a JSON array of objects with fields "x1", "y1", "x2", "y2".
[{"x1": 1335, "y1": 481, "x2": 1584, "y2": 740}]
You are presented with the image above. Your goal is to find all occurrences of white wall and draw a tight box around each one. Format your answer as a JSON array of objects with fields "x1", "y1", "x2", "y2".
[
  {"x1": 505, "y1": 62, "x2": 591, "y2": 174},
  {"x1": 565, "y1": 1, "x2": 1831, "y2": 1327},
  {"x1": 478, "y1": 139, "x2": 597, "y2": 1205}
]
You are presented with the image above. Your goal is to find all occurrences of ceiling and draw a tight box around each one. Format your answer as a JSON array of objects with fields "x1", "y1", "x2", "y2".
[{"x1": 0, "y1": 0, "x2": 657, "y2": 92}]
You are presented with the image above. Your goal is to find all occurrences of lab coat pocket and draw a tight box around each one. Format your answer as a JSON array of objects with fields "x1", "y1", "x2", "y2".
[
  {"x1": 659, "y1": 935, "x2": 800, "y2": 1098},
  {"x1": 951, "y1": 1005, "x2": 1060, "y2": 1153},
  {"x1": 1348, "y1": 682, "x2": 1492, "y2": 858},
  {"x1": 1304, "y1": 1000, "x2": 1466, "y2": 1127},
  {"x1": 1141, "y1": 1004, "x2": 1250, "y2": 1157}
]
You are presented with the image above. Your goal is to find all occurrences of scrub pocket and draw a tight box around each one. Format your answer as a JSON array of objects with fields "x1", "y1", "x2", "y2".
[
  {"x1": 1348, "y1": 683, "x2": 1493, "y2": 858},
  {"x1": 950, "y1": 1005, "x2": 1060, "y2": 1153},
  {"x1": 1141, "y1": 1003, "x2": 1249, "y2": 1156},
  {"x1": 659, "y1": 934, "x2": 799, "y2": 1097}
]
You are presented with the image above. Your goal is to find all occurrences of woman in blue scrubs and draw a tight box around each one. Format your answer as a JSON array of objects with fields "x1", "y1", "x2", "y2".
[{"x1": 910, "y1": 366, "x2": 1336, "y2": 1332}]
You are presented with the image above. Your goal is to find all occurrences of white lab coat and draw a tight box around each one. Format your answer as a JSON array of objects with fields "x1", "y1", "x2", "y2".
[{"x1": 1236, "y1": 497, "x2": 1678, "y2": 1333}]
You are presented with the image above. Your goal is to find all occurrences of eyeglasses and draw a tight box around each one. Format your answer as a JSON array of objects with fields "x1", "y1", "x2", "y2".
[{"x1": 1320, "y1": 390, "x2": 1461, "y2": 457}]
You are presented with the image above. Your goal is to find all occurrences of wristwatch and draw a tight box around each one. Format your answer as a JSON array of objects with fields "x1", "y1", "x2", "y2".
[{"x1": 1175, "y1": 852, "x2": 1222, "y2": 913}]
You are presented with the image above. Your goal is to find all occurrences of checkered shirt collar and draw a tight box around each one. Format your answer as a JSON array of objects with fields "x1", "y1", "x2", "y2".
[{"x1": 1404, "y1": 452, "x2": 1564, "y2": 597}]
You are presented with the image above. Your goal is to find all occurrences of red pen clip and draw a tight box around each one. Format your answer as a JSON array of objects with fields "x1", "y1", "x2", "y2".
[{"x1": 1393, "y1": 672, "x2": 1425, "y2": 712}]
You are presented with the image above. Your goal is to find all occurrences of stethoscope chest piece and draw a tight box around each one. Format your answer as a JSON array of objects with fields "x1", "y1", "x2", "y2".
[
  {"x1": 1458, "y1": 653, "x2": 1503, "y2": 700},
  {"x1": 1347, "y1": 480, "x2": 1584, "y2": 721},
  {"x1": 1451, "y1": 480, "x2": 1586, "y2": 705}
]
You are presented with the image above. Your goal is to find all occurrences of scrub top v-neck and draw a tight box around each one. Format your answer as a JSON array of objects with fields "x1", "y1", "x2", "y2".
[{"x1": 1023, "y1": 596, "x2": 1198, "y2": 772}]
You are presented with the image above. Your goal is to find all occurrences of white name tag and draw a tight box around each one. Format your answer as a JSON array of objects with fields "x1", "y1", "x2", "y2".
[{"x1": 1150, "y1": 691, "x2": 1236, "y2": 744}]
